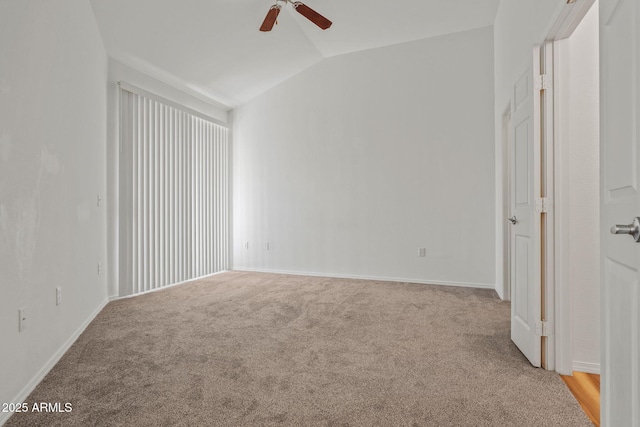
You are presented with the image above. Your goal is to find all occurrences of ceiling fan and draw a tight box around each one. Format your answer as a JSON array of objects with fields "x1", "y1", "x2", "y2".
[{"x1": 260, "y1": 0, "x2": 332, "y2": 32}]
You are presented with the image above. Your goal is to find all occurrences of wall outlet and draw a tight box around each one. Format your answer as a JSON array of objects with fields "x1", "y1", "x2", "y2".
[
  {"x1": 264, "y1": 242, "x2": 270, "y2": 250},
  {"x1": 244, "y1": 242, "x2": 249, "y2": 249},
  {"x1": 419, "y1": 248, "x2": 427, "y2": 257},
  {"x1": 18, "y1": 307, "x2": 27, "y2": 332},
  {"x1": 97, "y1": 262, "x2": 101, "y2": 276},
  {"x1": 56, "y1": 287, "x2": 62, "y2": 306}
]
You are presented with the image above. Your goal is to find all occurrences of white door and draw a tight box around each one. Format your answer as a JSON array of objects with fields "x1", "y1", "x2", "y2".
[
  {"x1": 510, "y1": 47, "x2": 542, "y2": 367},
  {"x1": 600, "y1": 0, "x2": 640, "y2": 425}
]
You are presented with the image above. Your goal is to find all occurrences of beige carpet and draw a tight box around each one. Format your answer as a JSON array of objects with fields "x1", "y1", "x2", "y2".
[{"x1": 6, "y1": 271, "x2": 590, "y2": 426}]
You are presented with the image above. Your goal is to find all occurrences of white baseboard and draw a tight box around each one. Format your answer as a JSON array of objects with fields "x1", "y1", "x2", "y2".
[
  {"x1": 109, "y1": 270, "x2": 231, "y2": 301},
  {"x1": 0, "y1": 299, "x2": 109, "y2": 427},
  {"x1": 231, "y1": 267, "x2": 495, "y2": 290},
  {"x1": 572, "y1": 361, "x2": 601, "y2": 374}
]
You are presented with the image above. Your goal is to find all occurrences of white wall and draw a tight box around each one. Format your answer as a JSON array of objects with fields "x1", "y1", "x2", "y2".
[
  {"x1": 232, "y1": 27, "x2": 496, "y2": 287},
  {"x1": 0, "y1": 0, "x2": 109, "y2": 418},
  {"x1": 557, "y1": 2, "x2": 601, "y2": 372}
]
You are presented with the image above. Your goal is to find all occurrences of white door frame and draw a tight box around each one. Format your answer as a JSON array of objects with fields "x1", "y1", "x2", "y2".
[
  {"x1": 501, "y1": 104, "x2": 512, "y2": 301},
  {"x1": 549, "y1": 38, "x2": 572, "y2": 375},
  {"x1": 543, "y1": 0, "x2": 598, "y2": 374},
  {"x1": 540, "y1": 41, "x2": 556, "y2": 371}
]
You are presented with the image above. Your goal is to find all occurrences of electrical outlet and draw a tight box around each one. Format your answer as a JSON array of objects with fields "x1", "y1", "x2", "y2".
[
  {"x1": 56, "y1": 287, "x2": 62, "y2": 306},
  {"x1": 18, "y1": 307, "x2": 27, "y2": 332},
  {"x1": 264, "y1": 242, "x2": 270, "y2": 250},
  {"x1": 244, "y1": 242, "x2": 249, "y2": 249},
  {"x1": 419, "y1": 248, "x2": 426, "y2": 257},
  {"x1": 97, "y1": 262, "x2": 101, "y2": 276}
]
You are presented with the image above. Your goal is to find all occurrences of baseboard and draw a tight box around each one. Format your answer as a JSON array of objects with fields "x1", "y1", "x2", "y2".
[
  {"x1": 109, "y1": 270, "x2": 231, "y2": 301},
  {"x1": 0, "y1": 298, "x2": 109, "y2": 427},
  {"x1": 231, "y1": 267, "x2": 495, "y2": 290},
  {"x1": 572, "y1": 361, "x2": 601, "y2": 374}
]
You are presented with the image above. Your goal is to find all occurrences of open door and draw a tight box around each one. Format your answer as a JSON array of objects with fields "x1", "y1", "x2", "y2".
[
  {"x1": 600, "y1": 0, "x2": 640, "y2": 424},
  {"x1": 509, "y1": 47, "x2": 543, "y2": 367}
]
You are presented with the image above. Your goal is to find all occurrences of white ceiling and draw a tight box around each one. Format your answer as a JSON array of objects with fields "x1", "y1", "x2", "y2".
[{"x1": 89, "y1": 0, "x2": 501, "y2": 109}]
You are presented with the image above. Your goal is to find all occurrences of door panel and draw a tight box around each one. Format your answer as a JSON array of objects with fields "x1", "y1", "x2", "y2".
[
  {"x1": 601, "y1": 0, "x2": 640, "y2": 424},
  {"x1": 510, "y1": 48, "x2": 542, "y2": 368},
  {"x1": 604, "y1": 0, "x2": 636, "y2": 193},
  {"x1": 515, "y1": 121, "x2": 530, "y2": 206},
  {"x1": 514, "y1": 235, "x2": 530, "y2": 324},
  {"x1": 605, "y1": 259, "x2": 637, "y2": 426}
]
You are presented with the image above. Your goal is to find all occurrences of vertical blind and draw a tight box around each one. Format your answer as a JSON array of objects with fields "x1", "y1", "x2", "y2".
[{"x1": 119, "y1": 87, "x2": 229, "y2": 296}]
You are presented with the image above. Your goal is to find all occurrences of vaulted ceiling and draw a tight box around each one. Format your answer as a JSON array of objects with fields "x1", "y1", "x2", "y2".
[{"x1": 89, "y1": 0, "x2": 501, "y2": 109}]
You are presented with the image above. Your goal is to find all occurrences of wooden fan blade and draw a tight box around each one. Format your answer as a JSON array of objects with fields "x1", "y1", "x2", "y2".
[
  {"x1": 260, "y1": 5, "x2": 281, "y2": 32},
  {"x1": 292, "y1": 2, "x2": 332, "y2": 30}
]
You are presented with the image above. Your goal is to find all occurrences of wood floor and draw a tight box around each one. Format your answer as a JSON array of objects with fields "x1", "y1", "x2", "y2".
[{"x1": 561, "y1": 372, "x2": 600, "y2": 426}]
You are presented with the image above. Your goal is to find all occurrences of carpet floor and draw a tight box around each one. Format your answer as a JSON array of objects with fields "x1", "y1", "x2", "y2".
[{"x1": 6, "y1": 271, "x2": 591, "y2": 426}]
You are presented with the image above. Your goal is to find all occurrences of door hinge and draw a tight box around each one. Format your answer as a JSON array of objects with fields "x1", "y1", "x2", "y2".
[
  {"x1": 535, "y1": 197, "x2": 551, "y2": 213},
  {"x1": 535, "y1": 74, "x2": 550, "y2": 91},
  {"x1": 535, "y1": 320, "x2": 554, "y2": 337}
]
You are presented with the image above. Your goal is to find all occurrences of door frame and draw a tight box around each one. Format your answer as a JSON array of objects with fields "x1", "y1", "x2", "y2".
[
  {"x1": 501, "y1": 103, "x2": 512, "y2": 301},
  {"x1": 544, "y1": 0, "x2": 598, "y2": 374},
  {"x1": 540, "y1": 41, "x2": 556, "y2": 371}
]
